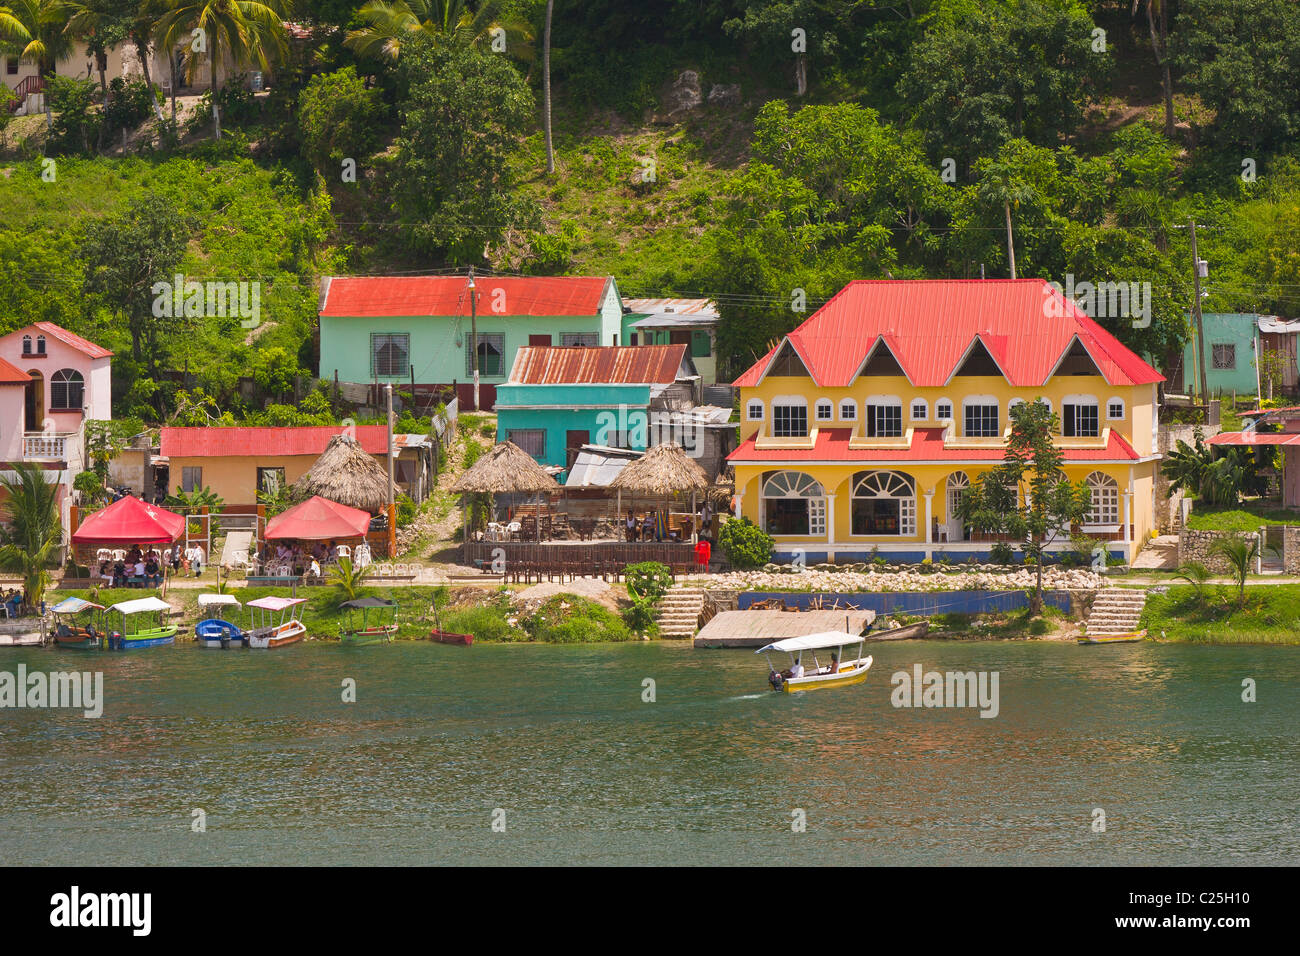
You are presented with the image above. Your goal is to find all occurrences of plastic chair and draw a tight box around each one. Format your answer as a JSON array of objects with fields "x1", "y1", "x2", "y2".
[
  {"x1": 336, "y1": 544, "x2": 351, "y2": 561},
  {"x1": 353, "y1": 543, "x2": 372, "y2": 569}
]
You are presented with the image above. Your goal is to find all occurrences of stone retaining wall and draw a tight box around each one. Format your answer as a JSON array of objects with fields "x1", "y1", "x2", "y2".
[{"x1": 1177, "y1": 529, "x2": 1260, "y2": 572}]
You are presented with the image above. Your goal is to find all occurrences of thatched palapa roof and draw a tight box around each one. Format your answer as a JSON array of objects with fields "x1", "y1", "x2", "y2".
[
  {"x1": 608, "y1": 442, "x2": 709, "y2": 496},
  {"x1": 293, "y1": 434, "x2": 397, "y2": 513},
  {"x1": 450, "y1": 441, "x2": 560, "y2": 495}
]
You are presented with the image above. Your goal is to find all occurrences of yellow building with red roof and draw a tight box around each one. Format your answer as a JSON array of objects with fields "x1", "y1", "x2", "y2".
[{"x1": 727, "y1": 279, "x2": 1164, "y2": 563}]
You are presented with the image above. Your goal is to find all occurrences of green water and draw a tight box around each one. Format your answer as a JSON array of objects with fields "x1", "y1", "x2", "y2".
[{"x1": 0, "y1": 640, "x2": 1296, "y2": 865}]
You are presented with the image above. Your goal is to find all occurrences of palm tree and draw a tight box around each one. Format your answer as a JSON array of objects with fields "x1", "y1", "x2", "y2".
[
  {"x1": 328, "y1": 556, "x2": 370, "y2": 602},
  {"x1": 154, "y1": 0, "x2": 291, "y2": 139},
  {"x1": 1172, "y1": 560, "x2": 1211, "y2": 609},
  {"x1": 1132, "y1": 0, "x2": 1174, "y2": 138},
  {"x1": 0, "y1": 0, "x2": 76, "y2": 128},
  {"x1": 542, "y1": 0, "x2": 553, "y2": 174},
  {"x1": 977, "y1": 155, "x2": 1036, "y2": 280},
  {"x1": 0, "y1": 462, "x2": 63, "y2": 612},
  {"x1": 1209, "y1": 536, "x2": 1260, "y2": 609},
  {"x1": 345, "y1": 0, "x2": 532, "y2": 63}
]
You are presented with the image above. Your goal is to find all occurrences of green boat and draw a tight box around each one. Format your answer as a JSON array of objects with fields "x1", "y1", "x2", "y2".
[
  {"x1": 339, "y1": 597, "x2": 398, "y2": 646},
  {"x1": 103, "y1": 597, "x2": 178, "y2": 650}
]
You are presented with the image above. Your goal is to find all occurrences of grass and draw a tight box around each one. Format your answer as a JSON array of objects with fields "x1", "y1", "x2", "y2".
[
  {"x1": 437, "y1": 592, "x2": 634, "y2": 643},
  {"x1": 1183, "y1": 500, "x2": 1300, "y2": 531},
  {"x1": 929, "y1": 605, "x2": 1066, "y2": 640},
  {"x1": 1141, "y1": 584, "x2": 1300, "y2": 644}
]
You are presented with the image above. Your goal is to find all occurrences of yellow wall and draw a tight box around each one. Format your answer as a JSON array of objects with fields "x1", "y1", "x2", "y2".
[
  {"x1": 168, "y1": 455, "x2": 319, "y2": 505},
  {"x1": 733, "y1": 371, "x2": 1159, "y2": 555}
]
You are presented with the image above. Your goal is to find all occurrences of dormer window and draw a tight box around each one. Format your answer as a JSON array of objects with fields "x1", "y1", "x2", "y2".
[
  {"x1": 864, "y1": 396, "x2": 903, "y2": 437},
  {"x1": 772, "y1": 397, "x2": 809, "y2": 437},
  {"x1": 815, "y1": 398, "x2": 833, "y2": 422},
  {"x1": 1062, "y1": 394, "x2": 1100, "y2": 437}
]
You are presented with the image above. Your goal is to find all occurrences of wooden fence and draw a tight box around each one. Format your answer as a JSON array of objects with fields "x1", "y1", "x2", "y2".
[{"x1": 461, "y1": 541, "x2": 698, "y2": 582}]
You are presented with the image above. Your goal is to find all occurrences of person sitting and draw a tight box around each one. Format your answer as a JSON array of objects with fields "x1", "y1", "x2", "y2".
[
  {"x1": 132, "y1": 559, "x2": 147, "y2": 586},
  {"x1": 641, "y1": 513, "x2": 656, "y2": 542},
  {"x1": 127, "y1": 544, "x2": 143, "y2": 565},
  {"x1": 783, "y1": 659, "x2": 805, "y2": 680},
  {"x1": 624, "y1": 510, "x2": 636, "y2": 542},
  {"x1": 824, "y1": 653, "x2": 839, "y2": 675},
  {"x1": 98, "y1": 560, "x2": 114, "y2": 586},
  {"x1": 143, "y1": 556, "x2": 161, "y2": 586},
  {"x1": 112, "y1": 560, "x2": 127, "y2": 588},
  {"x1": 308, "y1": 557, "x2": 321, "y2": 579}
]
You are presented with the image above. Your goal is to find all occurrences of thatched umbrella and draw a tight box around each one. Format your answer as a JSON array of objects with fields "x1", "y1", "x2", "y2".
[
  {"x1": 294, "y1": 434, "x2": 396, "y2": 514},
  {"x1": 451, "y1": 441, "x2": 560, "y2": 541},
  {"x1": 609, "y1": 443, "x2": 709, "y2": 542}
]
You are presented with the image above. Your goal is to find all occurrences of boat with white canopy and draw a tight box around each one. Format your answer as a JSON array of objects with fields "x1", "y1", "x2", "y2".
[
  {"x1": 104, "y1": 597, "x2": 178, "y2": 650},
  {"x1": 756, "y1": 631, "x2": 872, "y2": 693},
  {"x1": 50, "y1": 597, "x2": 106, "y2": 650},
  {"x1": 246, "y1": 596, "x2": 307, "y2": 649},
  {"x1": 194, "y1": 594, "x2": 244, "y2": 648}
]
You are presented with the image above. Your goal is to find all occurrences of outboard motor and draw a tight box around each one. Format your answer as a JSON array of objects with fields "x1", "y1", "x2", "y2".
[{"x1": 769, "y1": 670, "x2": 783, "y2": 691}]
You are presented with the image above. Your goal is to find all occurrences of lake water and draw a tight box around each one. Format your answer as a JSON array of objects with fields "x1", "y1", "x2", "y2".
[{"x1": 1, "y1": 640, "x2": 1296, "y2": 865}]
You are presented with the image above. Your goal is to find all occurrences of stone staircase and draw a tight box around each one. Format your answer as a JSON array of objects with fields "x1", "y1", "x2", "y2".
[
  {"x1": 1085, "y1": 588, "x2": 1147, "y2": 637},
  {"x1": 658, "y1": 587, "x2": 705, "y2": 639}
]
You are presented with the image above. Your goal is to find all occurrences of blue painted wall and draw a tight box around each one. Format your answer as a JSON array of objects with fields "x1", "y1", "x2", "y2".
[
  {"x1": 737, "y1": 590, "x2": 1073, "y2": 616},
  {"x1": 495, "y1": 382, "x2": 652, "y2": 471}
]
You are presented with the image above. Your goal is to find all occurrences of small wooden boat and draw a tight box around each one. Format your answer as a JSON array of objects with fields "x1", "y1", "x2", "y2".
[
  {"x1": 339, "y1": 597, "x2": 398, "y2": 646},
  {"x1": 194, "y1": 594, "x2": 245, "y2": 648},
  {"x1": 49, "y1": 597, "x2": 106, "y2": 649},
  {"x1": 245, "y1": 596, "x2": 307, "y2": 649},
  {"x1": 104, "y1": 597, "x2": 178, "y2": 650},
  {"x1": 1078, "y1": 629, "x2": 1146, "y2": 645},
  {"x1": 866, "y1": 620, "x2": 929, "y2": 642},
  {"x1": 429, "y1": 629, "x2": 473, "y2": 646},
  {"x1": 757, "y1": 631, "x2": 873, "y2": 693}
]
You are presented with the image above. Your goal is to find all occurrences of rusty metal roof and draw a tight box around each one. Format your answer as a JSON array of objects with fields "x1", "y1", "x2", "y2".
[
  {"x1": 623, "y1": 297, "x2": 717, "y2": 315},
  {"x1": 507, "y1": 344, "x2": 688, "y2": 385}
]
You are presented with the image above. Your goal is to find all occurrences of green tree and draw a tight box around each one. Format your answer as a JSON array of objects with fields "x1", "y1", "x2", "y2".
[
  {"x1": 390, "y1": 36, "x2": 538, "y2": 260},
  {"x1": 79, "y1": 195, "x2": 189, "y2": 403},
  {"x1": 0, "y1": 0, "x2": 75, "y2": 128},
  {"x1": 297, "y1": 66, "x2": 383, "y2": 172},
  {"x1": 0, "y1": 462, "x2": 62, "y2": 610},
  {"x1": 1209, "y1": 536, "x2": 1260, "y2": 608},
  {"x1": 154, "y1": 0, "x2": 291, "y2": 139},
  {"x1": 344, "y1": 0, "x2": 532, "y2": 63},
  {"x1": 84, "y1": 418, "x2": 146, "y2": 480},
  {"x1": 328, "y1": 556, "x2": 371, "y2": 601},
  {"x1": 956, "y1": 399, "x2": 1092, "y2": 613}
]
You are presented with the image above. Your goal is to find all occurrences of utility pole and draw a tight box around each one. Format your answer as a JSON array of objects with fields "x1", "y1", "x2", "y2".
[
  {"x1": 468, "y1": 268, "x2": 479, "y2": 411},
  {"x1": 385, "y1": 383, "x2": 395, "y2": 508},
  {"x1": 1189, "y1": 218, "x2": 1208, "y2": 404}
]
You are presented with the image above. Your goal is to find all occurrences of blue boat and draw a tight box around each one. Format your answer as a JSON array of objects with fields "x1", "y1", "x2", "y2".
[
  {"x1": 103, "y1": 597, "x2": 177, "y2": 650},
  {"x1": 194, "y1": 594, "x2": 245, "y2": 648}
]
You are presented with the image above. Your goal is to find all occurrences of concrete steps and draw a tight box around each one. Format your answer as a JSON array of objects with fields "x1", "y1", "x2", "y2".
[
  {"x1": 658, "y1": 587, "x2": 704, "y2": 639},
  {"x1": 1085, "y1": 588, "x2": 1147, "y2": 636}
]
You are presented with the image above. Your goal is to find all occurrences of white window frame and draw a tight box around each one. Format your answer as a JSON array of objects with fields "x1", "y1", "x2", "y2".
[
  {"x1": 962, "y1": 395, "x2": 1000, "y2": 437},
  {"x1": 1062, "y1": 393, "x2": 1100, "y2": 438},
  {"x1": 814, "y1": 398, "x2": 833, "y2": 422},
  {"x1": 935, "y1": 398, "x2": 953, "y2": 421},
  {"x1": 1106, "y1": 397, "x2": 1125, "y2": 421},
  {"x1": 839, "y1": 399, "x2": 857, "y2": 421},
  {"x1": 771, "y1": 396, "x2": 809, "y2": 438},
  {"x1": 910, "y1": 399, "x2": 928, "y2": 422},
  {"x1": 746, "y1": 399, "x2": 764, "y2": 421},
  {"x1": 761, "y1": 471, "x2": 826, "y2": 536},
  {"x1": 1084, "y1": 471, "x2": 1120, "y2": 529},
  {"x1": 850, "y1": 470, "x2": 917, "y2": 537},
  {"x1": 864, "y1": 394, "x2": 903, "y2": 438}
]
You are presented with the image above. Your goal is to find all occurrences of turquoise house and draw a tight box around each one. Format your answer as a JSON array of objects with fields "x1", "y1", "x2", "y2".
[
  {"x1": 319, "y1": 275, "x2": 624, "y2": 410},
  {"x1": 622, "y1": 297, "x2": 719, "y2": 384},
  {"x1": 1175, "y1": 313, "x2": 1260, "y2": 396},
  {"x1": 495, "y1": 344, "x2": 695, "y2": 477}
]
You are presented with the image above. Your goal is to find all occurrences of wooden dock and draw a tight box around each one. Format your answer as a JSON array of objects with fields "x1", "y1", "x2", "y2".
[{"x1": 693, "y1": 609, "x2": 876, "y2": 649}]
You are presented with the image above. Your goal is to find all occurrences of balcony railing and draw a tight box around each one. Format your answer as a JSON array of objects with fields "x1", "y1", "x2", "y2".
[{"x1": 23, "y1": 433, "x2": 68, "y2": 460}]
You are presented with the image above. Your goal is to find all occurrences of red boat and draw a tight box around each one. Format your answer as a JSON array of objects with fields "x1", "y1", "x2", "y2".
[{"x1": 429, "y1": 629, "x2": 474, "y2": 646}]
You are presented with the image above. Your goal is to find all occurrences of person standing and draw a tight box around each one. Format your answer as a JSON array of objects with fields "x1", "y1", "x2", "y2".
[{"x1": 185, "y1": 543, "x2": 205, "y2": 577}]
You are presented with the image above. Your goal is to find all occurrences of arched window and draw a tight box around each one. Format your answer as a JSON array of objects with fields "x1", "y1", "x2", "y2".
[
  {"x1": 1106, "y1": 397, "x2": 1125, "y2": 420},
  {"x1": 814, "y1": 398, "x2": 833, "y2": 422},
  {"x1": 50, "y1": 369, "x2": 84, "y2": 410},
  {"x1": 935, "y1": 398, "x2": 953, "y2": 421},
  {"x1": 851, "y1": 470, "x2": 916, "y2": 536},
  {"x1": 36, "y1": 335, "x2": 45, "y2": 355},
  {"x1": 910, "y1": 398, "x2": 928, "y2": 421},
  {"x1": 839, "y1": 399, "x2": 857, "y2": 421},
  {"x1": 21, "y1": 335, "x2": 31, "y2": 355},
  {"x1": 762, "y1": 471, "x2": 825, "y2": 536},
  {"x1": 1085, "y1": 471, "x2": 1119, "y2": 527},
  {"x1": 746, "y1": 399, "x2": 764, "y2": 421}
]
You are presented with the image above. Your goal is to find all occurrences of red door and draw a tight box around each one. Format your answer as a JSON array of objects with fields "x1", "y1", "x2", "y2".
[{"x1": 529, "y1": 334, "x2": 552, "y2": 347}]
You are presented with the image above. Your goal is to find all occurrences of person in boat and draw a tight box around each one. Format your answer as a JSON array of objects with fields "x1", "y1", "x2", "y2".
[
  {"x1": 824, "y1": 653, "x2": 839, "y2": 675},
  {"x1": 782, "y1": 659, "x2": 805, "y2": 680}
]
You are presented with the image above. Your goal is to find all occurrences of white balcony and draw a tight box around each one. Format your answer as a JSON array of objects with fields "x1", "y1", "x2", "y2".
[{"x1": 23, "y1": 433, "x2": 69, "y2": 460}]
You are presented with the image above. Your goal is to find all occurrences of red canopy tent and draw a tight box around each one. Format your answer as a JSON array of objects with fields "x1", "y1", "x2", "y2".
[
  {"x1": 264, "y1": 496, "x2": 372, "y2": 541},
  {"x1": 71, "y1": 495, "x2": 187, "y2": 545}
]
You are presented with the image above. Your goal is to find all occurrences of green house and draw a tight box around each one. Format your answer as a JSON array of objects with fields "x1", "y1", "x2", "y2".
[
  {"x1": 1174, "y1": 312, "x2": 1262, "y2": 397},
  {"x1": 319, "y1": 275, "x2": 625, "y2": 410},
  {"x1": 622, "y1": 298, "x2": 719, "y2": 385}
]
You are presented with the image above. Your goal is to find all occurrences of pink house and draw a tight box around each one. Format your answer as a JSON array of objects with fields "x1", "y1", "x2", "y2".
[{"x1": 0, "y1": 322, "x2": 113, "y2": 514}]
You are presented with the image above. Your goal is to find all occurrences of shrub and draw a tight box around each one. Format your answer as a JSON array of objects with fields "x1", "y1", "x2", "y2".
[
  {"x1": 622, "y1": 598, "x2": 658, "y2": 636},
  {"x1": 718, "y1": 516, "x2": 774, "y2": 569},
  {"x1": 989, "y1": 541, "x2": 1015, "y2": 565},
  {"x1": 441, "y1": 602, "x2": 519, "y2": 642},
  {"x1": 524, "y1": 595, "x2": 631, "y2": 642},
  {"x1": 298, "y1": 67, "x2": 382, "y2": 172},
  {"x1": 396, "y1": 493, "x2": 417, "y2": 527},
  {"x1": 624, "y1": 562, "x2": 672, "y2": 603}
]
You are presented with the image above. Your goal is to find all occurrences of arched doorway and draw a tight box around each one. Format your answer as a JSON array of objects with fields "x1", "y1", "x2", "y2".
[
  {"x1": 761, "y1": 471, "x2": 825, "y2": 536},
  {"x1": 945, "y1": 471, "x2": 971, "y2": 541},
  {"x1": 24, "y1": 370, "x2": 43, "y2": 432},
  {"x1": 850, "y1": 470, "x2": 916, "y2": 536}
]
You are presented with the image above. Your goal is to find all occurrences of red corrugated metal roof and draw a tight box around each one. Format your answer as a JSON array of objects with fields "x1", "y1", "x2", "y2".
[
  {"x1": 507, "y1": 344, "x2": 687, "y2": 384},
  {"x1": 320, "y1": 275, "x2": 611, "y2": 318},
  {"x1": 728, "y1": 427, "x2": 1140, "y2": 463},
  {"x1": 732, "y1": 279, "x2": 1164, "y2": 389},
  {"x1": 0, "y1": 357, "x2": 28, "y2": 384},
  {"x1": 30, "y1": 321, "x2": 113, "y2": 358},
  {"x1": 1208, "y1": 431, "x2": 1300, "y2": 446},
  {"x1": 160, "y1": 426, "x2": 390, "y2": 458}
]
